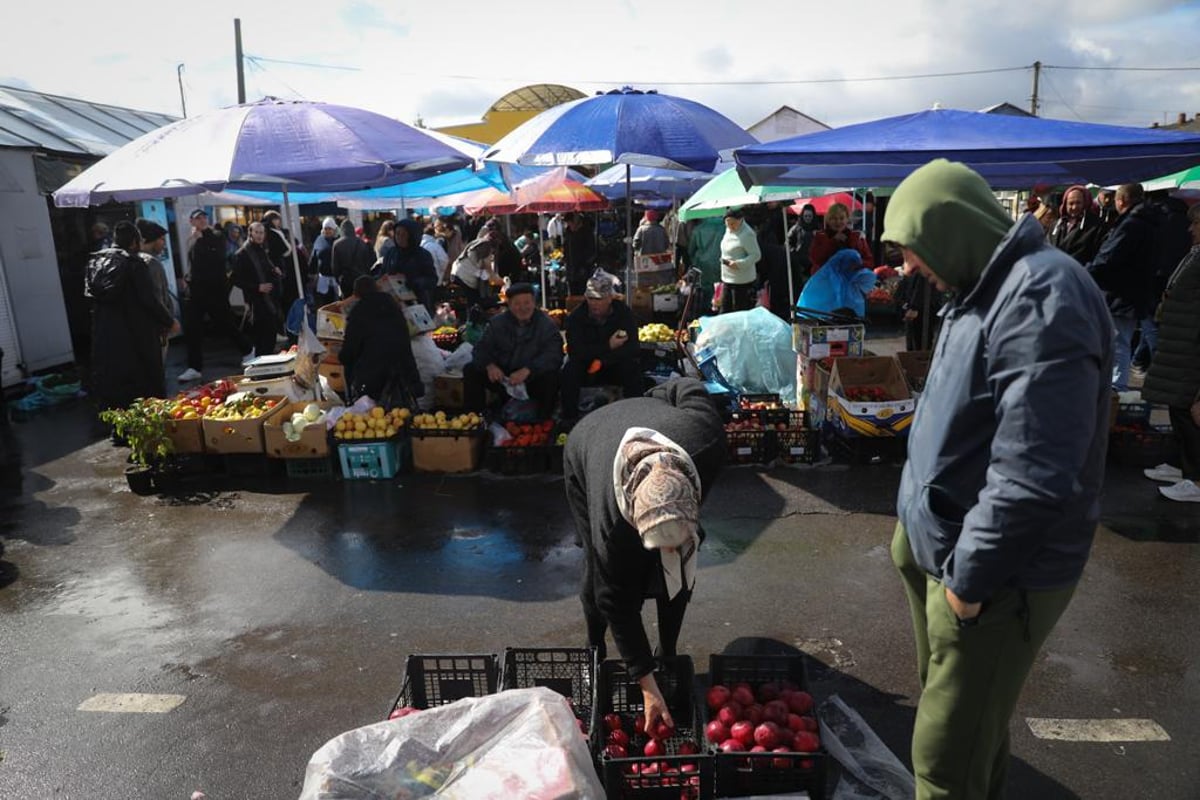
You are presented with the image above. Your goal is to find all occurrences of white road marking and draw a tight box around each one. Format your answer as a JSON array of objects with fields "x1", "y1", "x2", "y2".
[
  {"x1": 1026, "y1": 718, "x2": 1170, "y2": 742},
  {"x1": 77, "y1": 693, "x2": 186, "y2": 713}
]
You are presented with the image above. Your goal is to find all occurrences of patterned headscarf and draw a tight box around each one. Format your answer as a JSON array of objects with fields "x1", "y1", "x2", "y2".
[
  {"x1": 585, "y1": 268, "x2": 621, "y2": 299},
  {"x1": 613, "y1": 427, "x2": 702, "y2": 598}
]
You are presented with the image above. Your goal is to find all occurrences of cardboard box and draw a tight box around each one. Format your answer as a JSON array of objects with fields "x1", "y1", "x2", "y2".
[
  {"x1": 263, "y1": 401, "x2": 340, "y2": 459},
  {"x1": 792, "y1": 322, "x2": 866, "y2": 358},
  {"x1": 201, "y1": 397, "x2": 287, "y2": 454},
  {"x1": 895, "y1": 350, "x2": 932, "y2": 396},
  {"x1": 434, "y1": 373, "x2": 465, "y2": 411},
  {"x1": 797, "y1": 356, "x2": 832, "y2": 429},
  {"x1": 165, "y1": 418, "x2": 205, "y2": 454},
  {"x1": 652, "y1": 292, "x2": 680, "y2": 312},
  {"x1": 317, "y1": 336, "x2": 343, "y2": 365},
  {"x1": 318, "y1": 362, "x2": 346, "y2": 394},
  {"x1": 316, "y1": 299, "x2": 356, "y2": 340},
  {"x1": 631, "y1": 288, "x2": 654, "y2": 312},
  {"x1": 411, "y1": 432, "x2": 483, "y2": 473},
  {"x1": 827, "y1": 357, "x2": 915, "y2": 438}
]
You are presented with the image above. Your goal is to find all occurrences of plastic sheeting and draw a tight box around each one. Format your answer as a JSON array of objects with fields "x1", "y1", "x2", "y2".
[
  {"x1": 819, "y1": 695, "x2": 914, "y2": 800},
  {"x1": 694, "y1": 307, "x2": 795, "y2": 400}
]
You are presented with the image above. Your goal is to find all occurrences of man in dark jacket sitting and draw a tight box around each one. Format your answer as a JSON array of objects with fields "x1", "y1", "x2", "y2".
[
  {"x1": 564, "y1": 377, "x2": 726, "y2": 731},
  {"x1": 561, "y1": 269, "x2": 643, "y2": 423},
  {"x1": 464, "y1": 283, "x2": 562, "y2": 418}
]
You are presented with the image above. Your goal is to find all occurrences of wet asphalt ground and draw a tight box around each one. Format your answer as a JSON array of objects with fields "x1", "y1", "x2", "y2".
[{"x1": 0, "y1": 339, "x2": 1197, "y2": 800}]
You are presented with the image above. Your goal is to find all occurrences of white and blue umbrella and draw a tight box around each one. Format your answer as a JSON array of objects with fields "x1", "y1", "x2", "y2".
[{"x1": 483, "y1": 87, "x2": 757, "y2": 278}]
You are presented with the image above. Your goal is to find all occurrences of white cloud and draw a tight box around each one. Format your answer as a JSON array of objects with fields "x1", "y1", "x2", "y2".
[{"x1": 1, "y1": 0, "x2": 1194, "y2": 132}]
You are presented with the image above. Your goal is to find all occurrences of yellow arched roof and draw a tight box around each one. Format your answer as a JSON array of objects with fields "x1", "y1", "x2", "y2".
[{"x1": 435, "y1": 84, "x2": 585, "y2": 145}]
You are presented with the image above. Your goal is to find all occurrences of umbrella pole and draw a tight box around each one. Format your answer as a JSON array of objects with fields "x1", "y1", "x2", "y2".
[
  {"x1": 782, "y1": 206, "x2": 795, "y2": 317},
  {"x1": 625, "y1": 164, "x2": 633, "y2": 300},
  {"x1": 282, "y1": 185, "x2": 305, "y2": 316},
  {"x1": 538, "y1": 212, "x2": 547, "y2": 307}
]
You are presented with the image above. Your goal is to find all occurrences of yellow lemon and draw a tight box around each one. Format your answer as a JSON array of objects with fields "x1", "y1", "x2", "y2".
[{"x1": 371, "y1": 406, "x2": 385, "y2": 419}]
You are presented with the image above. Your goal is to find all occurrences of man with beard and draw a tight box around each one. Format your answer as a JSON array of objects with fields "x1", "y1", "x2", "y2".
[{"x1": 1050, "y1": 185, "x2": 1105, "y2": 266}]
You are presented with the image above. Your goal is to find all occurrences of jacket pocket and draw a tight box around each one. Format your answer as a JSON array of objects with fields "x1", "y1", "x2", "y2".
[{"x1": 906, "y1": 483, "x2": 964, "y2": 575}]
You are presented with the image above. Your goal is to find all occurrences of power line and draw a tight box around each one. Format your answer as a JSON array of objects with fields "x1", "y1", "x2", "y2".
[
  {"x1": 1043, "y1": 64, "x2": 1200, "y2": 72},
  {"x1": 435, "y1": 65, "x2": 1032, "y2": 87},
  {"x1": 244, "y1": 56, "x2": 307, "y2": 101},
  {"x1": 244, "y1": 54, "x2": 360, "y2": 72}
]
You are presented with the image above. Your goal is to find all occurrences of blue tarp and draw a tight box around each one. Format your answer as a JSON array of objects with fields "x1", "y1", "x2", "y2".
[{"x1": 734, "y1": 107, "x2": 1200, "y2": 189}]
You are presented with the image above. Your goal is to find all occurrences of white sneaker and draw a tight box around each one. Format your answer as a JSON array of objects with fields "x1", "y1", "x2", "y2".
[
  {"x1": 177, "y1": 367, "x2": 202, "y2": 382},
  {"x1": 240, "y1": 348, "x2": 257, "y2": 366},
  {"x1": 1143, "y1": 463, "x2": 1183, "y2": 483},
  {"x1": 1159, "y1": 479, "x2": 1200, "y2": 503}
]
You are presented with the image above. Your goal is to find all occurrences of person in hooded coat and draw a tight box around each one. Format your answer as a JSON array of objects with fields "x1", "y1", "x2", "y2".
[
  {"x1": 310, "y1": 217, "x2": 340, "y2": 307},
  {"x1": 563, "y1": 377, "x2": 726, "y2": 731},
  {"x1": 332, "y1": 219, "x2": 375, "y2": 299},
  {"x1": 232, "y1": 222, "x2": 282, "y2": 359},
  {"x1": 883, "y1": 160, "x2": 1113, "y2": 800},
  {"x1": 384, "y1": 218, "x2": 438, "y2": 313},
  {"x1": 338, "y1": 276, "x2": 423, "y2": 404},
  {"x1": 86, "y1": 221, "x2": 175, "y2": 409}
]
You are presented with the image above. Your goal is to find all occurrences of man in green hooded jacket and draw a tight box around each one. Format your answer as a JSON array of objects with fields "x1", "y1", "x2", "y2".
[{"x1": 883, "y1": 160, "x2": 1114, "y2": 800}]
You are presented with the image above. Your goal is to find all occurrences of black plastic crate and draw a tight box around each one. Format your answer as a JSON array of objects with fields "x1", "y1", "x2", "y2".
[
  {"x1": 388, "y1": 653, "x2": 499, "y2": 715},
  {"x1": 724, "y1": 429, "x2": 772, "y2": 465},
  {"x1": 1108, "y1": 425, "x2": 1179, "y2": 468},
  {"x1": 501, "y1": 647, "x2": 598, "y2": 726},
  {"x1": 705, "y1": 654, "x2": 827, "y2": 799},
  {"x1": 824, "y1": 429, "x2": 906, "y2": 465},
  {"x1": 775, "y1": 428, "x2": 821, "y2": 465},
  {"x1": 593, "y1": 657, "x2": 714, "y2": 800},
  {"x1": 485, "y1": 445, "x2": 551, "y2": 475},
  {"x1": 285, "y1": 455, "x2": 335, "y2": 480},
  {"x1": 734, "y1": 394, "x2": 791, "y2": 427}
]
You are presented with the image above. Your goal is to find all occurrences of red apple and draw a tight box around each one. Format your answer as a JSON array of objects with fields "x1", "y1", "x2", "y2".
[
  {"x1": 800, "y1": 716, "x2": 819, "y2": 733},
  {"x1": 705, "y1": 719, "x2": 730, "y2": 744},
  {"x1": 678, "y1": 741, "x2": 699, "y2": 755},
  {"x1": 706, "y1": 685, "x2": 731, "y2": 711},
  {"x1": 604, "y1": 743, "x2": 628, "y2": 759},
  {"x1": 652, "y1": 720, "x2": 676, "y2": 741},
  {"x1": 634, "y1": 715, "x2": 647, "y2": 736},
  {"x1": 745, "y1": 704, "x2": 765, "y2": 726},
  {"x1": 717, "y1": 703, "x2": 742, "y2": 728},
  {"x1": 757, "y1": 682, "x2": 781, "y2": 703},
  {"x1": 730, "y1": 720, "x2": 756, "y2": 747},
  {"x1": 604, "y1": 713, "x2": 623, "y2": 732},
  {"x1": 644, "y1": 739, "x2": 665, "y2": 757},
  {"x1": 786, "y1": 691, "x2": 814, "y2": 715},
  {"x1": 772, "y1": 747, "x2": 793, "y2": 769},
  {"x1": 754, "y1": 722, "x2": 781, "y2": 749},
  {"x1": 793, "y1": 731, "x2": 820, "y2": 752},
  {"x1": 732, "y1": 686, "x2": 755, "y2": 707},
  {"x1": 720, "y1": 738, "x2": 746, "y2": 753},
  {"x1": 786, "y1": 713, "x2": 805, "y2": 733},
  {"x1": 608, "y1": 729, "x2": 630, "y2": 748},
  {"x1": 764, "y1": 700, "x2": 790, "y2": 726}
]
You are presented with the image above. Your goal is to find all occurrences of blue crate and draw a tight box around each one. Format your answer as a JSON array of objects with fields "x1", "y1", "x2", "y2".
[{"x1": 337, "y1": 438, "x2": 408, "y2": 480}]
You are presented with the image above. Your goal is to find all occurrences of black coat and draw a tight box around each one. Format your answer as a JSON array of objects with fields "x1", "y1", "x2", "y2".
[
  {"x1": 564, "y1": 300, "x2": 638, "y2": 367},
  {"x1": 563, "y1": 378, "x2": 726, "y2": 679},
  {"x1": 332, "y1": 235, "x2": 375, "y2": 297},
  {"x1": 87, "y1": 249, "x2": 175, "y2": 409},
  {"x1": 1085, "y1": 202, "x2": 1159, "y2": 318},
  {"x1": 384, "y1": 219, "x2": 438, "y2": 307},
  {"x1": 471, "y1": 308, "x2": 563, "y2": 376},
  {"x1": 1050, "y1": 211, "x2": 1105, "y2": 266},
  {"x1": 232, "y1": 242, "x2": 281, "y2": 322},
  {"x1": 1143, "y1": 246, "x2": 1200, "y2": 408},
  {"x1": 338, "y1": 292, "x2": 422, "y2": 402},
  {"x1": 188, "y1": 228, "x2": 228, "y2": 289}
]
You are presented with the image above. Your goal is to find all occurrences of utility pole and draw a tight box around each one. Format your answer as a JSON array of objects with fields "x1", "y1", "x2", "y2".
[
  {"x1": 234, "y1": 18, "x2": 246, "y2": 104},
  {"x1": 176, "y1": 64, "x2": 187, "y2": 118},
  {"x1": 1030, "y1": 61, "x2": 1041, "y2": 117}
]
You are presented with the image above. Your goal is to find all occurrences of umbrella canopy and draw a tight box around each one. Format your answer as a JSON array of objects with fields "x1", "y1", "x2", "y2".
[
  {"x1": 1142, "y1": 164, "x2": 1200, "y2": 193},
  {"x1": 483, "y1": 86, "x2": 756, "y2": 172},
  {"x1": 787, "y1": 191, "x2": 863, "y2": 215},
  {"x1": 516, "y1": 179, "x2": 608, "y2": 213},
  {"x1": 585, "y1": 163, "x2": 715, "y2": 202},
  {"x1": 677, "y1": 167, "x2": 842, "y2": 221},
  {"x1": 734, "y1": 107, "x2": 1200, "y2": 190},
  {"x1": 52, "y1": 98, "x2": 476, "y2": 207}
]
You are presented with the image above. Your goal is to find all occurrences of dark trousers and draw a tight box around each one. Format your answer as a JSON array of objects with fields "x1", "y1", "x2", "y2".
[
  {"x1": 184, "y1": 284, "x2": 250, "y2": 369},
  {"x1": 1169, "y1": 405, "x2": 1200, "y2": 479},
  {"x1": 463, "y1": 362, "x2": 560, "y2": 419},
  {"x1": 247, "y1": 297, "x2": 279, "y2": 358},
  {"x1": 720, "y1": 281, "x2": 757, "y2": 314},
  {"x1": 560, "y1": 356, "x2": 645, "y2": 418},
  {"x1": 580, "y1": 545, "x2": 690, "y2": 663}
]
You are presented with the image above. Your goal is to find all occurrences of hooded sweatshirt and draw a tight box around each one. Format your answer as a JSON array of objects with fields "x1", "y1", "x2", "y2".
[{"x1": 882, "y1": 158, "x2": 1012, "y2": 291}]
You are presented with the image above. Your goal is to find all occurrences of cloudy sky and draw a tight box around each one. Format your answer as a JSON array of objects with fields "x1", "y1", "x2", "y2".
[{"x1": 3, "y1": 0, "x2": 1197, "y2": 132}]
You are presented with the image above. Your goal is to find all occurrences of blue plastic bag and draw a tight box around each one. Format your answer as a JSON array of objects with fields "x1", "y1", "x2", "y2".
[{"x1": 797, "y1": 249, "x2": 876, "y2": 318}]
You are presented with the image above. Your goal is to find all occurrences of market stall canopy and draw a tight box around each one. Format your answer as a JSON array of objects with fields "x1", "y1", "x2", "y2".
[
  {"x1": 52, "y1": 98, "x2": 476, "y2": 207},
  {"x1": 677, "y1": 167, "x2": 843, "y2": 221},
  {"x1": 787, "y1": 191, "x2": 863, "y2": 215},
  {"x1": 585, "y1": 164, "x2": 715, "y2": 202},
  {"x1": 1141, "y1": 164, "x2": 1200, "y2": 193},
  {"x1": 733, "y1": 107, "x2": 1200, "y2": 190},
  {"x1": 460, "y1": 169, "x2": 604, "y2": 214},
  {"x1": 483, "y1": 86, "x2": 756, "y2": 173}
]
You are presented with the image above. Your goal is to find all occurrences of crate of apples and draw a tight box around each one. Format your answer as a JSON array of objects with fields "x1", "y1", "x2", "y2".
[{"x1": 334, "y1": 406, "x2": 410, "y2": 441}]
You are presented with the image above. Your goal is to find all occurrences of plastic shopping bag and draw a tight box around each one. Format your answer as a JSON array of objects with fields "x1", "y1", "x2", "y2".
[
  {"x1": 694, "y1": 306, "x2": 796, "y2": 399},
  {"x1": 297, "y1": 687, "x2": 603, "y2": 799}
]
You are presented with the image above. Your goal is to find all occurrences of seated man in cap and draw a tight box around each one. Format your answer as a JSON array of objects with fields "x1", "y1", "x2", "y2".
[
  {"x1": 564, "y1": 376, "x2": 726, "y2": 731},
  {"x1": 561, "y1": 269, "x2": 643, "y2": 425},
  {"x1": 464, "y1": 283, "x2": 563, "y2": 418}
]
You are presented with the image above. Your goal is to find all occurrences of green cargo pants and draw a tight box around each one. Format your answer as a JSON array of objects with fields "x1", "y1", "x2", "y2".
[{"x1": 891, "y1": 522, "x2": 1077, "y2": 800}]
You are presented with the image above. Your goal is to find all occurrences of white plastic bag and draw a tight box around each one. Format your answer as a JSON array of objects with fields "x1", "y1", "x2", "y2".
[
  {"x1": 819, "y1": 695, "x2": 914, "y2": 800},
  {"x1": 297, "y1": 687, "x2": 602, "y2": 800},
  {"x1": 411, "y1": 333, "x2": 449, "y2": 411},
  {"x1": 442, "y1": 343, "x2": 475, "y2": 374}
]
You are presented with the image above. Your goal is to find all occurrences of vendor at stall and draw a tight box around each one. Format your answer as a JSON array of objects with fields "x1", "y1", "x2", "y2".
[
  {"x1": 564, "y1": 377, "x2": 726, "y2": 730},
  {"x1": 719, "y1": 208, "x2": 761, "y2": 313},
  {"x1": 464, "y1": 283, "x2": 562, "y2": 418},
  {"x1": 561, "y1": 269, "x2": 643, "y2": 425},
  {"x1": 339, "y1": 275, "x2": 423, "y2": 405}
]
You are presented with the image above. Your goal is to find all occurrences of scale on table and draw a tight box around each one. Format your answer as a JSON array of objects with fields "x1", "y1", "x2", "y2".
[{"x1": 242, "y1": 352, "x2": 296, "y2": 380}]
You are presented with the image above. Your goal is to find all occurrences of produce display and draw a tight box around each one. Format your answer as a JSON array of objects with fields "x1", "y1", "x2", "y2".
[
  {"x1": 601, "y1": 711, "x2": 705, "y2": 795},
  {"x1": 866, "y1": 288, "x2": 894, "y2": 304},
  {"x1": 647, "y1": 283, "x2": 679, "y2": 295},
  {"x1": 498, "y1": 420, "x2": 555, "y2": 447},
  {"x1": 411, "y1": 411, "x2": 485, "y2": 432},
  {"x1": 282, "y1": 403, "x2": 329, "y2": 442},
  {"x1": 843, "y1": 386, "x2": 893, "y2": 402},
  {"x1": 201, "y1": 394, "x2": 280, "y2": 421},
  {"x1": 638, "y1": 323, "x2": 676, "y2": 343},
  {"x1": 739, "y1": 396, "x2": 783, "y2": 411},
  {"x1": 333, "y1": 406, "x2": 410, "y2": 440},
  {"x1": 431, "y1": 326, "x2": 460, "y2": 349},
  {"x1": 165, "y1": 379, "x2": 238, "y2": 419},
  {"x1": 704, "y1": 681, "x2": 820, "y2": 763}
]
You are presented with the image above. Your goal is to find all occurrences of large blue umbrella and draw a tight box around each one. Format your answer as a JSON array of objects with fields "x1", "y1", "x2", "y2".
[
  {"x1": 483, "y1": 87, "x2": 756, "y2": 279},
  {"x1": 734, "y1": 107, "x2": 1200, "y2": 189},
  {"x1": 585, "y1": 163, "x2": 715, "y2": 203}
]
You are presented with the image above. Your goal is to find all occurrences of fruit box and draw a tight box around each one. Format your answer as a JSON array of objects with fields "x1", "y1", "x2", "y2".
[
  {"x1": 704, "y1": 653, "x2": 828, "y2": 800},
  {"x1": 792, "y1": 321, "x2": 865, "y2": 359},
  {"x1": 798, "y1": 357, "x2": 832, "y2": 430},
  {"x1": 338, "y1": 438, "x2": 408, "y2": 480},
  {"x1": 263, "y1": 401, "x2": 339, "y2": 459},
  {"x1": 201, "y1": 397, "x2": 288, "y2": 455},
  {"x1": 411, "y1": 430, "x2": 484, "y2": 473},
  {"x1": 500, "y1": 647, "x2": 598, "y2": 727},
  {"x1": 388, "y1": 653, "x2": 500, "y2": 716},
  {"x1": 592, "y1": 657, "x2": 714, "y2": 800},
  {"x1": 164, "y1": 418, "x2": 205, "y2": 454},
  {"x1": 895, "y1": 350, "x2": 932, "y2": 396},
  {"x1": 316, "y1": 299, "x2": 355, "y2": 340},
  {"x1": 317, "y1": 362, "x2": 345, "y2": 395},
  {"x1": 827, "y1": 357, "x2": 915, "y2": 439}
]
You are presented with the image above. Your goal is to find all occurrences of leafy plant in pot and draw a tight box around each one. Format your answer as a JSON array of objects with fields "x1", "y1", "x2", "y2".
[{"x1": 98, "y1": 399, "x2": 175, "y2": 494}]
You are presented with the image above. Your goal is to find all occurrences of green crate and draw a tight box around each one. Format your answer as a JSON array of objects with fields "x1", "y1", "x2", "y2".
[{"x1": 337, "y1": 438, "x2": 408, "y2": 480}]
